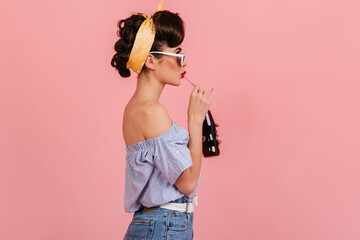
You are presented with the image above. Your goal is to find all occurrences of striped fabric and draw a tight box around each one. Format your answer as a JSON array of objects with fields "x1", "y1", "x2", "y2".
[{"x1": 124, "y1": 121, "x2": 201, "y2": 213}]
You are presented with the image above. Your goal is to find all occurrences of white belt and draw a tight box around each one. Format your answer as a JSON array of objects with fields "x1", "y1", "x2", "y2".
[{"x1": 159, "y1": 195, "x2": 198, "y2": 213}]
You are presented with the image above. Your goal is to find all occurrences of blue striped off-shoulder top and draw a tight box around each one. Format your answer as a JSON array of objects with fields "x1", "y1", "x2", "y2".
[{"x1": 123, "y1": 120, "x2": 201, "y2": 213}]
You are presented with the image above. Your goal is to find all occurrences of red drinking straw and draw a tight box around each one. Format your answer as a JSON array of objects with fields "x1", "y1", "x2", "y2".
[{"x1": 181, "y1": 71, "x2": 196, "y2": 86}]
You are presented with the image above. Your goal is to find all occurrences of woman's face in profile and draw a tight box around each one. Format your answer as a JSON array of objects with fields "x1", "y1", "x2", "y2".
[{"x1": 156, "y1": 44, "x2": 187, "y2": 86}]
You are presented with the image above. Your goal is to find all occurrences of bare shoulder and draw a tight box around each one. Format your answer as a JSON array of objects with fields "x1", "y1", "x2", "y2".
[{"x1": 142, "y1": 102, "x2": 173, "y2": 140}]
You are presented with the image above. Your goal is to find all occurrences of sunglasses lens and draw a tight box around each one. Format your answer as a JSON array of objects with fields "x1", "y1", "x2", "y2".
[
  {"x1": 177, "y1": 55, "x2": 185, "y2": 67},
  {"x1": 177, "y1": 56, "x2": 182, "y2": 66}
]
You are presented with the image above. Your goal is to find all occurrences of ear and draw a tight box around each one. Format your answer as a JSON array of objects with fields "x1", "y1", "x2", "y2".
[{"x1": 144, "y1": 53, "x2": 156, "y2": 70}]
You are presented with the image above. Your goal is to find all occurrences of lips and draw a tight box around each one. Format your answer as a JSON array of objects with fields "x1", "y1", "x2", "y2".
[{"x1": 181, "y1": 71, "x2": 187, "y2": 78}]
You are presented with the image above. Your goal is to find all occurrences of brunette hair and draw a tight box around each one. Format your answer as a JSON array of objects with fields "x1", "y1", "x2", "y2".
[{"x1": 110, "y1": 10, "x2": 185, "y2": 78}]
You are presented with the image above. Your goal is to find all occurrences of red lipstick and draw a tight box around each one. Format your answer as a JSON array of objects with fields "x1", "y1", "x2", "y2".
[{"x1": 181, "y1": 71, "x2": 187, "y2": 78}]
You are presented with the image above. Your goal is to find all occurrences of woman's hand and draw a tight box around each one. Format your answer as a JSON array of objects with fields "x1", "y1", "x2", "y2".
[
  {"x1": 202, "y1": 122, "x2": 222, "y2": 145},
  {"x1": 187, "y1": 84, "x2": 215, "y2": 123}
]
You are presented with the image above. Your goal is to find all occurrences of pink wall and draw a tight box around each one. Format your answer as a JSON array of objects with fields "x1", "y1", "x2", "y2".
[{"x1": 1, "y1": 0, "x2": 360, "y2": 239}]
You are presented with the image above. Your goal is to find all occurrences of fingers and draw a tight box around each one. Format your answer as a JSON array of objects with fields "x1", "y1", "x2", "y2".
[
  {"x1": 203, "y1": 135, "x2": 222, "y2": 145},
  {"x1": 204, "y1": 123, "x2": 221, "y2": 145},
  {"x1": 192, "y1": 84, "x2": 200, "y2": 95},
  {"x1": 192, "y1": 85, "x2": 215, "y2": 100},
  {"x1": 215, "y1": 122, "x2": 221, "y2": 144},
  {"x1": 208, "y1": 88, "x2": 215, "y2": 102}
]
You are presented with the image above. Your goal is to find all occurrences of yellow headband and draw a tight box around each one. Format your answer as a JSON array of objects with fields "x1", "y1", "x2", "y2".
[{"x1": 126, "y1": 0, "x2": 163, "y2": 75}]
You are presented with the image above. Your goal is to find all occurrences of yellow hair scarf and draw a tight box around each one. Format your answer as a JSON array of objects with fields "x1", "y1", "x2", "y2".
[{"x1": 126, "y1": 0, "x2": 163, "y2": 75}]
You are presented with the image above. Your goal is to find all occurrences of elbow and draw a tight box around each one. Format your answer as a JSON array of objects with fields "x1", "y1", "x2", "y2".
[
  {"x1": 174, "y1": 169, "x2": 197, "y2": 195},
  {"x1": 180, "y1": 182, "x2": 197, "y2": 195},
  {"x1": 175, "y1": 180, "x2": 196, "y2": 195}
]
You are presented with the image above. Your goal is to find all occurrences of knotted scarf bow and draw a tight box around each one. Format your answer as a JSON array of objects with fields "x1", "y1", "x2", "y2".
[{"x1": 126, "y1": 0, "x2": 163, "y2": 75}]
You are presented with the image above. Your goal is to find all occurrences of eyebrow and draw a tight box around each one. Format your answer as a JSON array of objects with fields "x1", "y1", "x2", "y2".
[{"x1": 175, "y1": 47, "x2": 182, "y2": 52}]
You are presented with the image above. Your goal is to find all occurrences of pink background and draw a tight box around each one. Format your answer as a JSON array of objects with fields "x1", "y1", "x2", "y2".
[{"x1": 1, "y1": 0, "x2": 360, "y2": 239}]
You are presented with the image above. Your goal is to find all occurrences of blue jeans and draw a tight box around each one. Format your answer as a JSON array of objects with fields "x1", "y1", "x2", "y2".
[{"x1": 123, "y1": 196, "x2": 194, "y2": 240}]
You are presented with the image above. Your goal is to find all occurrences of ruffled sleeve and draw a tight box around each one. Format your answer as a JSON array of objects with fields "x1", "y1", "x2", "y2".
[{"x1": 152, "y1": 123, "x2": 193, "y2": 186}]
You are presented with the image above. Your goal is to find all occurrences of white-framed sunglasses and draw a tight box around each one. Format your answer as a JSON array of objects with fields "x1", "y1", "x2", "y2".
[{"x1": 149, "y1": 51, "x2": 187, "y2": 67}]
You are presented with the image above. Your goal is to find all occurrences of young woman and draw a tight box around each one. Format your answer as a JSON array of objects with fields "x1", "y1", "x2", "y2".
[{"x1": 111, "y1": 1, "x2": 221, "y2": 239}]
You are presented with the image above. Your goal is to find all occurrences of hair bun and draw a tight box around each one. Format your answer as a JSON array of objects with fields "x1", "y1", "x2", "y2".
[{"x1": 111, "y1": 11, "x2": 185, "y2": 78}]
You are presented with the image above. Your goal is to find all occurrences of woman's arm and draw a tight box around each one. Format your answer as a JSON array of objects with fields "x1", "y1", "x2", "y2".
[
  {"x1": 175, "y1": 84, "x2": 214, "y2": 194},
  {"x1": 174, "y1": 116, "x2": 202, "y2": 194}
]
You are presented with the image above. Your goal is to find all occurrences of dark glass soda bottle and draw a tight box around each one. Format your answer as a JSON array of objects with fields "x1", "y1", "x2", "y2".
[{"x1": 202, "y1": 110, "x2": 220, "y2": 157}]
